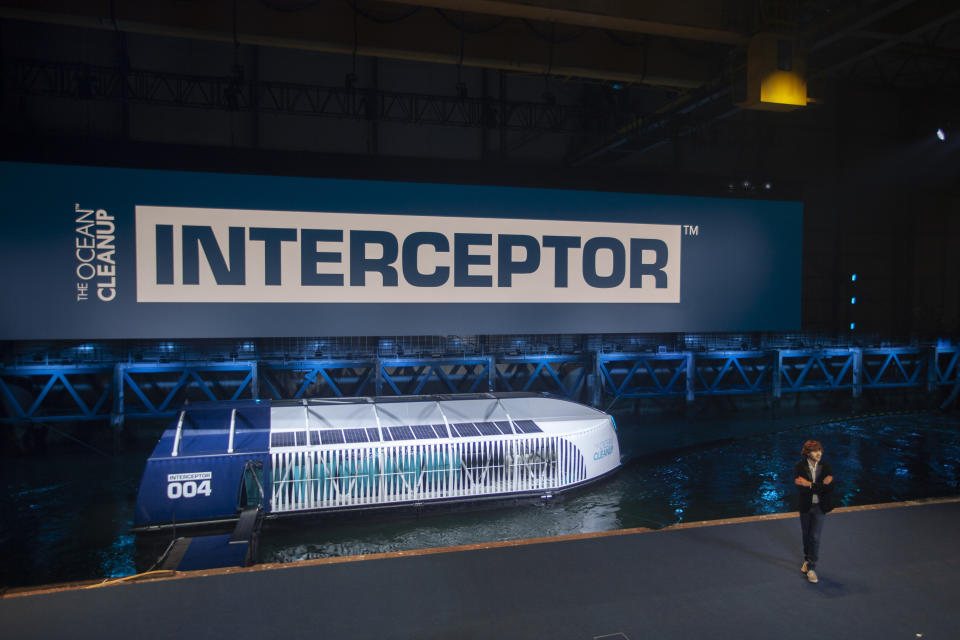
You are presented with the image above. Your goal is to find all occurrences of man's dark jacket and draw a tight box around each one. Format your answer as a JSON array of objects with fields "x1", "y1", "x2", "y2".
[{"x1": 793, "y1": 459, "x2": 835, "y2": 513}]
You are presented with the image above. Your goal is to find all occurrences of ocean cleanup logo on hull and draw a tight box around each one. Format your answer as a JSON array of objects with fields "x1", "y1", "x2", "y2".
[{"x1": 135, "y1": 206, "x2": 681, "y2": 304}]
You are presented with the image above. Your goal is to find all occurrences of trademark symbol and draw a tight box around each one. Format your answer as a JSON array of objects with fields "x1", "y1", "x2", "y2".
[{"x1": 683, "y1": 225, "x2": 699, "y2": 236}]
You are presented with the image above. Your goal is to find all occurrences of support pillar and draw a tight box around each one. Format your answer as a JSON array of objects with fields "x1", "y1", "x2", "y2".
[
  {"x1": 926, "y1": 346, "x2": 938, "y2": 393},
  {"x1": 487, "y1": 355, "x2": 496, "y2": 392},
  {"x1": 375, "y1": 358, "x2": 383, "y2": 396},
  {"x1": 685, "y1": 351, "x2": 695, "y2": 404},
  {"x1": 250, "y1": 360, "x2": 260, "y2": 399},
  {"x1": 111, "y1": 362, "x2": 125, "y2": 452},
  {"x1": 852, "y1": 348, "x2": 863, "y2": 399},
  {"x1": 591, "y1": 351, "x2": 602, "y2": 408},
  {"x1": 771, "y1": 349, "x2": 783, "y2": 399}
]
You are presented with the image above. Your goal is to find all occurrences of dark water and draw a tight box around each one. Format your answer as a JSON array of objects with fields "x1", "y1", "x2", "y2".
[{"x1": 3, "y1": 412, "x2": 960, "y2": 588}]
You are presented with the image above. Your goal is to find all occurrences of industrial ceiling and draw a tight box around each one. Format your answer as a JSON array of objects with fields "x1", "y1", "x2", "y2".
[{"x1": 1, "y1": 0, "x2": 958, "y2": 170}]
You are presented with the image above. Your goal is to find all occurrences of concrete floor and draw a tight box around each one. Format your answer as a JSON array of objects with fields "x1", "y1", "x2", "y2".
[{"x1": 3, "y1": 497, "x2": 958, "y2": 639}]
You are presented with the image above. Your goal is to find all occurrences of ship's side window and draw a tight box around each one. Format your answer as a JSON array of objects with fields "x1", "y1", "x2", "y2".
[{"x1": 239, "y1": 460, "x2": 264, "y2": 508}]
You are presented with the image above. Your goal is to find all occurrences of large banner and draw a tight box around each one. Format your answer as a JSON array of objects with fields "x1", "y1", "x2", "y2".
[{"x1": 0, "y1": 162, "x2": 801, "y2": 338}]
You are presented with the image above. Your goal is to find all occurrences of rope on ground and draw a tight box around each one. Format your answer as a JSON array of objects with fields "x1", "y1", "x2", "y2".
[{"x1": 83, "y1": 569, "x2": 177, "y2": 589}]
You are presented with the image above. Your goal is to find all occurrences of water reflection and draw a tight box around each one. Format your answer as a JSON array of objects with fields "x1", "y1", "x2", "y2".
[
  {"x1": 2, "y1": 412, "x2": 959, "y2": 588},
  {"x1": 259, "y1": 412, "x2": 960, "y2": 564}
]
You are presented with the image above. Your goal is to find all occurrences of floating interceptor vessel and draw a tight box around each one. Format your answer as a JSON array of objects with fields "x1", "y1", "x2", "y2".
[{"x1": 132, "y1": 392, "x2": 620, "y2": 532}]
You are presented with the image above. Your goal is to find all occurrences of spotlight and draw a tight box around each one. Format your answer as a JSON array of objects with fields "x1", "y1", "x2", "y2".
[
  {"x1": 763, "y1": 182, "x2": 773, "y2": 191},
  {"x1": 936, "y1": 127, "x2": 947, "y2": 142},
  {"x1": 850, "y1": 297, "x2": 856, "y2": 305},
  {"x1": 851, "y1": 273, "x2": 857, "y2": 282},
  {"x1": 850, "y1": 322, "x2": 856, "y2": 330}
]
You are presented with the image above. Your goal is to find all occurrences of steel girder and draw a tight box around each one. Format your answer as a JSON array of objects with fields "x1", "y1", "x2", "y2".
[
  {"x1": 933, "y1": 348, "x2": 960, "y2": 386},
  {"x1": 0, "y1": 363, "x2": 113, "y2": 422},
  {"x1": 116, "y1": 361, "x2": 259, "y2": 419},
  {"x1": 691, "y1": 350, "x2": 774, "y2": 395},
  {"x1": 860, "y1": 348, "x2": 927, "y2": 388},
  {"x1": 777, "y1": 349, "x2": 858, "y2": 393},
  {"x1": 2, "y1": 347, "x2": 958, "y2": 424},
  {"x1": 597, "y1": 352, "x2": 690, "y2": 408},
  {"x1": 259, "y1": 359, "x2": 377, "y2": 400},
  {"x1": 260, "y1": 356, "x2": 495, "y2": 398},
  {"x1": 5, "y1": 58, "x2": 590, "y2": 133},
  {"x1": 596, "y1": 347, "x2": 960, "y2": 409},
  {"x1": 494, "y1": 354, "x2": 589, "y2": 401},
  {"x1": 597, "y1": 350, "x2": 773, "y2": 410},
  {"x1": 375, "y1": 356, "x2": 494, "y2": 396}
]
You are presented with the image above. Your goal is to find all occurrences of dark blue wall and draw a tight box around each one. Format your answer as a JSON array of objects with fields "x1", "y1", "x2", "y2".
[{"x1": 0, "y1": 161, "x2": 801, "y2": 339}]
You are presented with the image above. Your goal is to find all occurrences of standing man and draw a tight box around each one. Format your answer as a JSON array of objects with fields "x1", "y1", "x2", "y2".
[{"x1": 794, "y1": 440, "x2": 834, "y2": 584}]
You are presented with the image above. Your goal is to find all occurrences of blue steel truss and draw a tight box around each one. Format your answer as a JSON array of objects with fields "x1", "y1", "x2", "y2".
[
  {"x1": 778, "y1": 349, "x2": 857, "y2": 392},
  {"x1": 0, "y1": 364, "x2": 113, "y2": 422},
  {"x1": 495, "y1": 354, "x2": 589, "y2": 401},
  {"x1": 260, "y1": 359, "x2": 376, "y2": 399},
  {"x1": 860, "y1": 348, "x2": 926, "y2": 388},
  {"x1": 933, "y1": 348, "x2": 959, "y2": 386},
  {"x1": 377, "y1": 357, "x2": 494, "y2": 396},
  {"x1": 117, "y1": 362, "x2": 258, "y2": 419},
  {"x1": 2, "y1": 347, "x2": 959, "y2": 424},
  {"x1": 692, "y1": 351, "x2": 773, "y2": 395},
  {"x1": 597, "y1": 353, "x2": 690, "y2": 409}
]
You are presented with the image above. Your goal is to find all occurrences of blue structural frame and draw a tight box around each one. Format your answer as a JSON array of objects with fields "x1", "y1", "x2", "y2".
[
  {"x1": 0, "y1": 363, "x2": 113, "y2": 423},
  {"x1": 596, "y1": 346, "x2": 960, "y2": 410},
  {"x1": 495, "y1": 354, "x2": 590, "y2": 402},
  {"x1": 259, "y1": 359, "x2": 376, "y2": 399},
  {"x1": 117, "y1": 361, "x2": 259, "y2": 420},
  {"x1": 777, "y1": 349, "x2": 857, "y2": 393},
  {"x1": 376, "y1": 357, "x2": 494, "y2": 396},
  {"x1": 1, "y1": 346, "x2": 958, "y2": 426}
]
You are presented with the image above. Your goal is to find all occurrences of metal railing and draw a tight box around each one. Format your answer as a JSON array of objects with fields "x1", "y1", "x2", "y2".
[{"x1": 270, "y1": 436, "x2": 585, "y2": 513}]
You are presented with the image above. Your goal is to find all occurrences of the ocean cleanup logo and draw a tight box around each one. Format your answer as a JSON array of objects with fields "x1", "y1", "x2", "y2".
[
  {"x1": 593, "y1": 438, "x2": 615, "y2": 461},
  {"x1": 74, "y1": 204, "x2": 117, "y2": 302},
  {"x1": 135, "y1": 206, "x2": 681, "y2": 304}
]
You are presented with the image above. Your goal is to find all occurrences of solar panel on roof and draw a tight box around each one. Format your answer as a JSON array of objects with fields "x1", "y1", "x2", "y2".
[
  {"x1": 514, "y1": 419, "x2": 542, "y2": 433},
  {"x1": 295, "y1": 431, "x2": 308, "y2": 446},
  {"x1": 271, "y1": 432, "x2": 296, "y2": 447},
  {"x1": 343, "y1": 428, "x2": 368, "y2": 443},
  {"x1": 320, "y1": 430, "x2": 345, "y2": 445},
  {"x1": 475, "y1": 422, "x2": 500, "y2": 436},
  {"x1": 432, "y1": 424, "x2": 449, "y2": 438},
  {"x1": 387, "y1": 425, "x2": 415, "y2": 441},
  {"x1": 493, "y1": 421, "x2": 514, "y2": 434},
  {"x1": 365, "y1": 427, "x2": 381, "y2": 442},
  {"x1": 453, "y1": 422, "x2": 481, "y2": 437},
  {"x1": 411, "y1": 425, "x2": 436, "y2": 439},
  {"x1": 309, "y1": 431, "x2": 321, "y2": 446}
]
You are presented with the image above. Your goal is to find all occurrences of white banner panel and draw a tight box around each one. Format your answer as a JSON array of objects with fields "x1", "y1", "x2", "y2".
[{"x1": 136, "y1": 206, "x2": 681, "y2": 304}]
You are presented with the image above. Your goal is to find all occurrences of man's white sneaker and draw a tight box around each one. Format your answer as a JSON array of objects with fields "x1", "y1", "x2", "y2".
[{"x1": 806, "y1": 569, "x2": 819, "y2": 583}]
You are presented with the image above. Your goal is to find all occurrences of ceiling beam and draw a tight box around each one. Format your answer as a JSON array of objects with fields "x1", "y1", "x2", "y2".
[
  {"x1": 812, "y1": 5, "x2": 960, "y2": 79},
  {"x1": 376, "y1": 0, "x2": 747, "y2": 45},
  {"x1": 0, "y1": 0, "x2": 721, "y2": 88}
]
